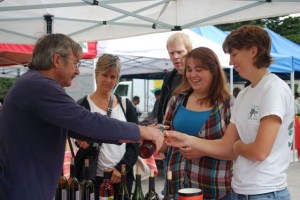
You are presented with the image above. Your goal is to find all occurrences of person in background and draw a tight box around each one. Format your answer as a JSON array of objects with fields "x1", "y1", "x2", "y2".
[
  {"x1": 0, "y1": 33, "x2": 164, "y2": 200},
  {"x1": 233, "y1": 87, "x2": 241, "y2": 98},
  {"x1": 132, "y1": 95, "x2": 141, "y2": 117},
  {"x1": 0, "y1": 98, "x2": 3, "y2": 111},
  {"x1": 157, "y1": 32, "x2": 193, "y2": 124},
  {"x1": 147, "y1": 89, "x2": 161, "y2": 124},
  {"x1": 157, "y1": 32, "x2": 193, "y2": 196},
  {"x1": 160, "y1": 47, "x2": 233, "y2": 199},
  {"x1": 75, "y1": 54, "x2": 138, "y2": 200},
  {"x1": 165, "y1": 25, "x2": 294, "y2": 200}
]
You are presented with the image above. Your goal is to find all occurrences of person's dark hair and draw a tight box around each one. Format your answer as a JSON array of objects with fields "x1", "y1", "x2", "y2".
[
  {"x1": 233, "y1": 87, "x2": 241, "y2": 98},
  {"x1": 174, "y1": 47, "x2": 230, "y2": 104},
  {"x1": 244, "y1": 81, "x2": 251, "y2": 87},
  {"x1": 133, "y1": 96, "x2": 140, "y2": 101},
  {"x1": 154, "y1": 90, "x2": 161, "y2": 97},
  {"x1": 222, "y1": 25, "x2": 273, "y2": 69},
  {"x1": 28, "y1": 34, "x2": 82, "y2": 70}
]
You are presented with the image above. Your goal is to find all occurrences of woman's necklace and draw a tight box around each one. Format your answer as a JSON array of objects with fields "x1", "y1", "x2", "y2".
[{"x1": 192, "y1": 92, "x2": 204, "y2": 103}]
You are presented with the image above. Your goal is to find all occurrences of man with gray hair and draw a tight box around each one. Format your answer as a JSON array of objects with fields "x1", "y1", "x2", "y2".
[{"x1": 0, "y1": 33, "x2": 163, "y2": 200}]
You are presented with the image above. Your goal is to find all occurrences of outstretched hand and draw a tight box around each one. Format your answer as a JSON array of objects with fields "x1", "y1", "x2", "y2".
[
  {"x1": 164, "y1": 131, "x2": 206, "y2": 159},
  {"x1": 148, "y1": 123, "x2": 170, "y2": 132},
  {"x1": 163, "y1": 130, "x2": 192, "y2": 148}
]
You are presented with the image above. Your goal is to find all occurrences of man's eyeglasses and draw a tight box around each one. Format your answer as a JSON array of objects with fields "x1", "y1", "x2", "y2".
[{"x1": 74, "y1": 61, "x2": 81, "y2": 69}]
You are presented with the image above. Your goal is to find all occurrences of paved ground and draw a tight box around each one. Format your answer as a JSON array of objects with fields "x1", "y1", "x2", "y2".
[{"x1": 140, "y1": 160, "x2": 300, "y2": 199}]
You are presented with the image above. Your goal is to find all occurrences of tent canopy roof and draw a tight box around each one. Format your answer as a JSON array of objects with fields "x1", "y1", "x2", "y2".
[
  {"x1": 99, "y1": 29, "x2": 230, "y2": 76},
  {"x1": 1, "y1": 0, "x2": 300, "y2": 44}
]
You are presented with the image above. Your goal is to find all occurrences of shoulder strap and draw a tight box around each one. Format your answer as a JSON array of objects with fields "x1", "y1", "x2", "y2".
[
  {"x1": 121, "y1": 97, "x2": 127, "y2": 113},
  {"x1": 77, "y1": 96, "x2": 90, "y2": 110},
  {"x1": 107, "y1": 94, "x2": 114, "y2": 117},
  {"x1": 116, "y1": 95, "x2": 127, "y2": 120}
]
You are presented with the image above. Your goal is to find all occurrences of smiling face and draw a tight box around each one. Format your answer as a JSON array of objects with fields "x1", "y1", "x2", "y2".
[
  {"x1": 185, "y1": 57, "x2": 213, "y2": 95},
  {"x1": 229, "y1": 47, "x2": 257, "y2": 80}
]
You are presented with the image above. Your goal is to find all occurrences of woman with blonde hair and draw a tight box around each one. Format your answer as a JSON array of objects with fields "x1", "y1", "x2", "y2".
[{"x1": 75, "y1": 54, "x2": 138, "y2": 200}]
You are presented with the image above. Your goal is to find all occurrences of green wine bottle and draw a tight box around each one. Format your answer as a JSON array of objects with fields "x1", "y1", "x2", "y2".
[
  {"x1": 131, "y1": 165, "x2": 144, "y2": 200},
  {"x1": 144, "y1": 169, "x2": 159, "y2": 200}
]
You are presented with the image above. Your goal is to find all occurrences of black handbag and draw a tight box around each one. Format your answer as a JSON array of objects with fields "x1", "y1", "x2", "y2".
[{"x1": 72, "y1": 94, "x2": 114, "y2": 181}]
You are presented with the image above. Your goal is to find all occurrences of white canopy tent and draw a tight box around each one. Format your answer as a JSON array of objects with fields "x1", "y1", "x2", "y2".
[
  {"x1": 98, "y1": 29, "x2": 231, "y2": 76},
  {"x1": 1, "y1": 0, "x2": 300, "y2": 44}
]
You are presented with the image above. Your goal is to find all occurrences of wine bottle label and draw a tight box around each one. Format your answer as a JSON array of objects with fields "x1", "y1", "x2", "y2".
[
  {"x1": 100, "y1": 196, "x2": 114, "y2": 200},
  {"x1": 90, "y1": 193, "x2": 95, "y2": 199},
  {"x1": 75, "y1": 191, "x2": 79, "y2": 200},
  {"x1": 61, "y1": 189, "x2": 67, "y2": 200}
]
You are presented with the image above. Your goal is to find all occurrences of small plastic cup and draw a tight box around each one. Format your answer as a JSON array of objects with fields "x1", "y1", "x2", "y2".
[{"x1": 178, "y1": 188, "x2": 203, "y2": 200}]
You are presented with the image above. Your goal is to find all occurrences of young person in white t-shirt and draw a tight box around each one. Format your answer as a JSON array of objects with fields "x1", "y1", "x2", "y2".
[{"x1": 164, "y1": 25, "x2": 294, "y2": 200}]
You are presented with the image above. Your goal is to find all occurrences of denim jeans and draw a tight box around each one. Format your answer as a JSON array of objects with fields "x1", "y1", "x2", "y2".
[
  {"x1": 231, "y1": 188, "x2": 291, "y2": 200},
  {"x1": 218, "y1": 192, "x2": 232, "y2": 200}
]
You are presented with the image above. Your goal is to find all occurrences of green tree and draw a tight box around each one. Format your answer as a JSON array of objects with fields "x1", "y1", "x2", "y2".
[
  {"x1": 216, "y1": 16, "x2": 300, "y2": 44},
  {"x1": 0, "y1": 78, "x2": 16, "y2": 100}
]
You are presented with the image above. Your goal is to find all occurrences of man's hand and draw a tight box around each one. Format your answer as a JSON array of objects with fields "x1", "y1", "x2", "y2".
[{"x1": 138, "y1": 125, "x2": 164, "y2": 153}]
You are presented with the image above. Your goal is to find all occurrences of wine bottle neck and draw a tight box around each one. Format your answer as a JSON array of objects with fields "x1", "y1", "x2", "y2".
[
  {"x1": 70, "y1": 164, "x2": 75, "y2": 177},
  {"x1": 121, "y1": 173, "x2": 126, "y2": 185},
  {"x1": 148, "y1": 177, "x2": 155, "y2": 191},
  {"x1": 166, "y1": 179, "x2": 173, "y2": 196},
  {"x1": 103, "y1": 171, "x2": 111, "y2": 181},
  {"x1": 135, "y1": 174, "x2": 142, "y2": 188},
  {"x1": 84, "y1": 166, "x2": 90, "y2": 180}
]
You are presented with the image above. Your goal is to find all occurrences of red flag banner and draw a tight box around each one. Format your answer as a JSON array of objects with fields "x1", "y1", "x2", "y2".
[{"x1": 0, "y1": 42, "x2": 97, "y2": 66}]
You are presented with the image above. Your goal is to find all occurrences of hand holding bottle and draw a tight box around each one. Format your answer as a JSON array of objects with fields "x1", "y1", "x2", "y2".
[
  {"x1": 109, "y1": 168, "x2": 121, "y2": 184},
  {"x1": 138, "y1": 125, "x2": 164, "y2": 154}
]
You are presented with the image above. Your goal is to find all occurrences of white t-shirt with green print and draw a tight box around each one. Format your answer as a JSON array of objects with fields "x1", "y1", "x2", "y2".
[{"x1": 231, "y1": 73, "x2": 294, "y2": 195}]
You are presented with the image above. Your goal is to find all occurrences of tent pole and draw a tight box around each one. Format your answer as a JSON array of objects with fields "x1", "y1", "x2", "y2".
[
  {"x1": 230, "y1": 68, "x2": 233, "y2": 95},
  {"x1": 291, "y1": 72, "x2": 297, "y2": 163},
  {"x1": 93, "y1": 58, "x2": 97, "y2": 91}
]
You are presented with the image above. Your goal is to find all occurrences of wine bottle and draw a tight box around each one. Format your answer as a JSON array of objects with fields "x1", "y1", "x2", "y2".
[
  {"x1": 162, "y1": 171, "x2": 174, "y2": 200},
  {"x1": 138, "y1": 140, "x2": 156, "y2": 159},
  {"x1": 116, "y1": 164, "x2": 130, "y2": 200},
  {"x1": 144, "y1": 169, "x2": 159, "y2": 200},
  {"x1": 55, "y1": 170, "x2": 68, "y2": 200},
  {"x1": 99, "y1": 169, "x2": 114, "y2": 200},
  {"x1": 80, "y1": 159, "x2": 95, "y2": 200},
  {"x1": 67, "y1": 158, "x2": 79, "y2": 200},
  {"x1": 131, "y1": 165, "x2": 144, "y2": 200}
]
